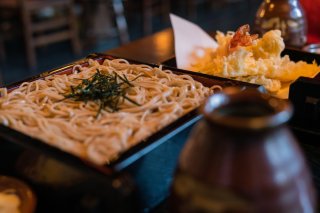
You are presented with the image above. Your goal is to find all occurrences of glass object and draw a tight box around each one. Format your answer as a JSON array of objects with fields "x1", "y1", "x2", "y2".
[
  {"x1": 170, "y1": 88, "x2": 316, "y2": 212},
  {"x1": 254, "y1": 0, "x2": 307, "y2": 48}
]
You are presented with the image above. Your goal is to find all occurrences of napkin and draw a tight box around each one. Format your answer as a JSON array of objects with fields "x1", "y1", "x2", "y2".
[{"x1": 169, "y1": 14, "x2": 218, "y2": 69}]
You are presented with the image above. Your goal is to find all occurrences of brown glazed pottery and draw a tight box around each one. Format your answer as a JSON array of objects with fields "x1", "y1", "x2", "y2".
[
  {"x1": 254, "y1": 0, "x2": 307, "y2": 48},
  {"x1": 170, "y1": 88, "x2": 316, "y2": 212}
]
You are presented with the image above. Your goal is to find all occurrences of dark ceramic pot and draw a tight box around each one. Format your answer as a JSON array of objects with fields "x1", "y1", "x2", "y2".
[
  {"x1": 254, "y1": 0, "x2": 307, "y2": 48},
  {"x1": 170, "y1": 88, "x2": 316, "y2": 212}
]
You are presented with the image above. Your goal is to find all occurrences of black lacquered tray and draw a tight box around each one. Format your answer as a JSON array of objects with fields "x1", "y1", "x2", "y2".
[{"x1": 0, "y1": 54, "x2": 261, "y2": 213}]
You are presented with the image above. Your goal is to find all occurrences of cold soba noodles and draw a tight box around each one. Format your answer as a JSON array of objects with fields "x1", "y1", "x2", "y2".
[{"x1": 0, "y1": 59, "x2": 220, "y2": 165}]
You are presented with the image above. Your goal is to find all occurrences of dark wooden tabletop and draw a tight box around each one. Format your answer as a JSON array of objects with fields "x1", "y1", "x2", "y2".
[{"x1": 106, "y1": 28, "x2": 175, "y2": 64}]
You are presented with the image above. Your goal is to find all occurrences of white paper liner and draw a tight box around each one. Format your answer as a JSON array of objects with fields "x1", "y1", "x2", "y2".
[{"x1": 170, "y1": 14, "x2": 218, "y2": 69}]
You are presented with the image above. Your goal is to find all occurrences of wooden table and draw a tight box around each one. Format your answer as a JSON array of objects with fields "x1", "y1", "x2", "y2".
[{"x1": 107, "y1": 28, "x2": 175, "y2": 64}]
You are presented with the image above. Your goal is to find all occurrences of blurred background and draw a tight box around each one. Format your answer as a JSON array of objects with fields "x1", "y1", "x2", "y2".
[{"x1": 0, "y1": 0, "x2": 261, "y2": 85}]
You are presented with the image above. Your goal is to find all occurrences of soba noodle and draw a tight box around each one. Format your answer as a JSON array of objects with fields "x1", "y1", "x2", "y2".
[{"x1": 0, "y1": 59, "x2": 221, "y2": 165}]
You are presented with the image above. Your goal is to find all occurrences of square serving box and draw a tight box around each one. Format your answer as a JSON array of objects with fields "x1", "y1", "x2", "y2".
[{"x1": 0, "y1": 54, "x2": 260, "y2": 213}]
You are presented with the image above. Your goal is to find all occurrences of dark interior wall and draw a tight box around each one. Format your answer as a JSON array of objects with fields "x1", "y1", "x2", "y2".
[{"x1": 0, "y1": 0, "x2": 261, "y2": 85}]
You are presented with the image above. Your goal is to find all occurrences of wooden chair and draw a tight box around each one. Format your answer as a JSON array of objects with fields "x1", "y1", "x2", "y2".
[
  {"x1": 20, "y1": 0, "x2": 81, "y2": 69},
  {"x1": 186, "y1": 0, "x2": 227, "y2": 20},
  {"x1": 77, "y1": 0, "x2": 129, "y2": 45},
  {"x1": 0, "y1": 0, "x2": 81, "y2": 70},
  {"x1": 142, "y1": 0, "x2": 171, "y2": 35},
  {"x1": 111, "y1": 0, "x2": 130, "y2": 43},
  {"x1": 0, "y1": 35, "x2": 5, "y2": 62},
  {"x1": 0, "y1": 0, "x2": 20, "y2": 62},
  {"x1": 0, "y1": 35, "x2": 4, "y2": 86}
]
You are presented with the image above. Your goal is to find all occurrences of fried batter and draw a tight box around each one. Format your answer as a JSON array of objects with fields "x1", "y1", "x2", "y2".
[{"x1": 189, "y1": 25, "x2": 320, "y2": 98}]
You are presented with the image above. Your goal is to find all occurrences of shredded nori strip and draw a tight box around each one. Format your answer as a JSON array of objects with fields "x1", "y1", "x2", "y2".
[{"x1": 64, "y1": 69, "x2": 140, "y2": 117}]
